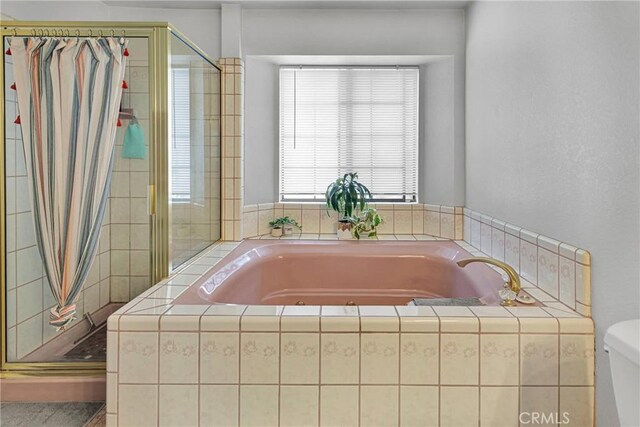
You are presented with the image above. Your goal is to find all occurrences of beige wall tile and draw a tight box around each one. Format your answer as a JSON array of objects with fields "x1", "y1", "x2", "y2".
[
  {"x1": 520, "y1": 386, "x2": 558, "y2": 426},
  {"x1": 480, "y1": 334, "x2": 519, "y2": 385},
  {"x1": 440, "y1": 213, "x2": 455, "y2": 239},
  {"x1": 560, "y1": 386, "x2": 594, "y2": 427},
  {"x1": 560, "y1": 335, "x2": 595, "y2": 386},
  {"x1": 480, "y1": 386, "x2": 518, "y2": 427},
  {"x1": 361, "y1": 386, "x2": 398, "y2": 427},
  {"x1": 200, "y1": 332, "x2": 239, "y2": 383},
  {"x1": 394, "y1": 209, "x2": 412, "y2": 234},
  {"x1": 200, "y1": 385, "x2": 239, "y2": 427},
  {"x1": 107, "y1": 331, "x2": 118, "y2": 372},
  {"x1": 240, "y1": 333, "x2": 279, "y2": 383},
  {"x1": 159, "y1": 332, "x2": 198, "y2": 383},
  {"x1": 240, "y1": 385, "x2": 279, "y2": 427},
  {"x1": 321, "y1": 333, "x2": 359, "y2": 384},
  {"x1": 361, "y1": 334, "x2": 400, "y2": 384},
  {"x1": 504, "y1": 232, "x2": 520, "y2": 272},
  {"x1": 302, "y1": 208, "x2": 321, "y2": 234},
  {"x1": 441, "y1": 386, "x2": 478, "y2": 427},
  {"x1": 106, "y1": 373, "x2": 117, "y2": 414},
  {"x1": 400, "y1": 334, "x2": 438, "y2": 385},
  {"x1": 280, "y1": 386, "x2": 319, "y2": 427},
  {"x1": 575, "y1": 264, "x2": 591, "y2": 306},
  {"x1": 281, "y1": 333, "x2": 320, "y2": 384},
  {"x1": 441, "y1": 334, "x2": 479, "y2": 385},
  {"x1": 520, "y1": 240, "x2": 538, "y2": 284},
  {"x1": 538, "y1": 247, "x2": 559, "y2": 299},
  {"x1": 520, "y1": 334, "x2": 559, "y2": 385},
  {"x1": 400, "y1": 386, "x2": 438, "y2": 427},
  {"x1": 320, "y1": 386, "x2": 359, "y2": 427},
  {"x1": 424, "y1": 210, "x2": 440, "y2": 236},
  {"x1": 491, "y1": 228, "x2": 505, "y2": 261},
  {"x1": 119, "y1": 332, "x2": 158, "y2": 383},
  {"x1": 411, "y1": 208, "x2": 424, "y2": 235},
  {"x1": 559, "y1": 256, "x2": 576, "y2": 309},
  {"x1": 158, "y1": 385, "x2": 198, "y2": 427},
  {"x1": 119, "y1": 384, "x2": 157, "y2": 427}
]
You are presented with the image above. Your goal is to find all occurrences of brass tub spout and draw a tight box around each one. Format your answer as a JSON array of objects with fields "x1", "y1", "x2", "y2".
[{"x1": 456, "y1": 257, "x2": 521, "y2": 306}]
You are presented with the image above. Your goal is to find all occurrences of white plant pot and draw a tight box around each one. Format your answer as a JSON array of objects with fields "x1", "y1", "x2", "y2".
[
  {"x1": 283, "y1": 225, "x2": 293, "y2": 235},
  {"x1": 271, "y1": 227, "x2": 283, "y2": 237},
  {"x1": 337, "y1": 222, "x2": 353, "y2": 240}
]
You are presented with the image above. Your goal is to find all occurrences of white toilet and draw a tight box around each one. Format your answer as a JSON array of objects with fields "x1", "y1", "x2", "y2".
[{"x1": 604, "y1": 319, "x2": 640, "y2": 427}]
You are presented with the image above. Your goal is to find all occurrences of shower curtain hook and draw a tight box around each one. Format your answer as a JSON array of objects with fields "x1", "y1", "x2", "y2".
[
  {"x1": 110, "y1": 29, "x2": 115, "y2": 38},
  {"x1": 98, "y1": 29, "x2": 104, "y2": 38},
  {"x1": 75, "y1": 29, "x2": 80, "y2": 41},
  {"x1": 88, "y1": 29, "x2": 93, "y2": 38}
]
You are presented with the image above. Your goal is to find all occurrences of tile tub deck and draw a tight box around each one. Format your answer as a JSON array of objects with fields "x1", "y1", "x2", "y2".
[{"x1": 106, "y1": 236, "x2": 594, "y2": 427}]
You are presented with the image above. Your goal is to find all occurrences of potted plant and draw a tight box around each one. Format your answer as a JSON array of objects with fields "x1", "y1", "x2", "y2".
[
  {"x1": 349, "y1": 208, "x2": 383, "y2": 239},
  {"x1": 325, "y1": 172, "x2": 372, "y2": 239},
  {"x1": 269, "y1": 220, "x2": 283, "y2": 237},
  {"x1": 269, "y1": 216, "x2": 301, "y2": 236}
]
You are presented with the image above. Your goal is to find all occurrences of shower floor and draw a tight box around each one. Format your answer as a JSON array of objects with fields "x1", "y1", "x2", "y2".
[
  {"x1": 63, "y1": 325, "x2": 107, "y2": 362},
  {"x1": 17, "y1": 303, "x2": 122, "y2": 363}
]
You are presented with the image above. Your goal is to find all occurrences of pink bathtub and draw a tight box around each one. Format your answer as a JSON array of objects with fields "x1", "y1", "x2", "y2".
[{"x1": 174, "y1": 240, "x2": 507, "y2": 306}]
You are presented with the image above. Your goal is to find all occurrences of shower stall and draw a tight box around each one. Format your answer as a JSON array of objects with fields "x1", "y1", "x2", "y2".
[{"x1": 0, "y1": 22, "x2": 221, "y2": 375}]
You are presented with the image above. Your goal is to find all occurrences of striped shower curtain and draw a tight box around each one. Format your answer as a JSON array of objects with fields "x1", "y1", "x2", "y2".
[{"x1": 11, "y1": 36, "x2": 128, "y2": 330}]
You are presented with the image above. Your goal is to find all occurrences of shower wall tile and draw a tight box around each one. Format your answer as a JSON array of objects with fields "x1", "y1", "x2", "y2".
[{"x1": 109, "y1": 48, "x2": 151, "y2": 304}]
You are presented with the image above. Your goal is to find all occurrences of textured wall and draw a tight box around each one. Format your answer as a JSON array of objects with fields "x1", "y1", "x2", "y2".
[{"x1": 465, "y1": 2, "x2": 640, "y2": 424}]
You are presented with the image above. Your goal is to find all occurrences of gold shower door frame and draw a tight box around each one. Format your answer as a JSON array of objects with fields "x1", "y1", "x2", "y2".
[{"x1": 0, "y1": 21, "x2": 222, "y2": 377}]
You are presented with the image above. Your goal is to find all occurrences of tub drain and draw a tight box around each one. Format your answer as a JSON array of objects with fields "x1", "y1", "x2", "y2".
[{"x1": 296, "y1": 301, "x2": 305, "y2": 305}]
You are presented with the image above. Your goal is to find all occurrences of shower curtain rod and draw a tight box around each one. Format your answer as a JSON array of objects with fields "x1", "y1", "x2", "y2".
[{"x1": 7, "y1": 27, "x2": 127, "y2": 38}]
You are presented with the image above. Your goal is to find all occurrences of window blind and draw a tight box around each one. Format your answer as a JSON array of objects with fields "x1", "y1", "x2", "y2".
[
  {"x1": 170, "y1": 68, "x2": 191, "y2": 201},
  {"x1": 279, "y1": 66, "x2": 419, "y2": 202}
]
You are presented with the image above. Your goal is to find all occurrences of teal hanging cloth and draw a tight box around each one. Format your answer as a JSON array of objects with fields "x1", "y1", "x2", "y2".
[{"x1": 122, "y1": 118, "x2": 146, "y2": 159}]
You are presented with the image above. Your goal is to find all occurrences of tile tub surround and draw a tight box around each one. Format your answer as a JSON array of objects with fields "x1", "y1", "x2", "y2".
[
  {"x1": 107, "y1": 239, "x2": 594, "y2": 426},
  {"x1": 463, "y1": 208, "x2": 592, "y2": 317},
  {"x1": 242, "y1": 203, "x2": 464, "y2": 240}
]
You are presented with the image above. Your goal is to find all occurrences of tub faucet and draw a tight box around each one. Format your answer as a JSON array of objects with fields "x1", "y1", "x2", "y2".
[{"x1": 456, "y1": 257, "x2": 521, "y2": 306}]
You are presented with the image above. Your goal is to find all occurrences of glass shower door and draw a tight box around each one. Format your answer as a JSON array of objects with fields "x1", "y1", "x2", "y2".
[{"x1": 168, "y1": 33, "x2": 221, "y2": 271}]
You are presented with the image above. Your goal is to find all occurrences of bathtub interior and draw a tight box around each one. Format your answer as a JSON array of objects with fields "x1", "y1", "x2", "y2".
[{"x1": 173, "y1": 240, "x2": 507, "y2": 305}]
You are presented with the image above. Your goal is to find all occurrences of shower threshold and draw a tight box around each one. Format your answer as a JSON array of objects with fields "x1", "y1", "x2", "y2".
[{"x1": 17, "y1": 303, "x2": 123, "y2": 363}]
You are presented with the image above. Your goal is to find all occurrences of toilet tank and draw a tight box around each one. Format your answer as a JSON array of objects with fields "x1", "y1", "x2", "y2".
[{"x1": 604, "y1": 319, "x2": 640, "y2": 427}]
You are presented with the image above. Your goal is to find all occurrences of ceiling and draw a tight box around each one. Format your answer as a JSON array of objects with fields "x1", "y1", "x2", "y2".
[{"x1": 102, "y1": 0, "x2": 471, "y2": 10}]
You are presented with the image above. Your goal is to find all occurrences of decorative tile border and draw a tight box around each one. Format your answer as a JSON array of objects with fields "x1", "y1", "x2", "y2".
[
  {"x1": 463, "y1": 208, "x2": 592, "y2": 317},
  {"x1": 220, "y1": 58, "x2": 244, "y2": 241},
  {"x1": 243, "y1": 203, "x2": 464, "y2": 240}
]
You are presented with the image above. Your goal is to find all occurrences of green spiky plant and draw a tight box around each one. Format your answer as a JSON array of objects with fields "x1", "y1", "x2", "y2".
[{"x1": 325, "y1": 173, "x2": 372, "y2": 221}]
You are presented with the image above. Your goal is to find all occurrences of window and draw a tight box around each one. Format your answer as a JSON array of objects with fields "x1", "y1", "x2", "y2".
[
  {"x1": 170, "y1": 68, "x2": 191, "y2": 201},
  {"x1": 279, "y1": 66, "x2": 419, "y2": 202}
]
